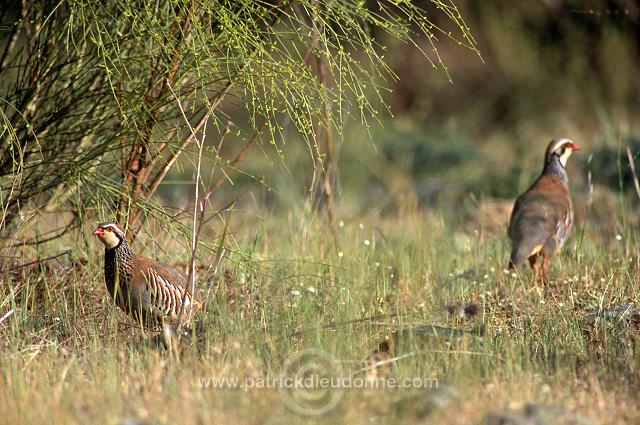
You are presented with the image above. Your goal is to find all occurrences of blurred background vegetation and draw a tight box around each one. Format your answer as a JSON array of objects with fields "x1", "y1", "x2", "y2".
[
  {"x1": 161, "y1": 0, "x2": 640, "y2": 228},
  {"x1": 255, "y1": 0, "x2": 640, "y2": 237}
]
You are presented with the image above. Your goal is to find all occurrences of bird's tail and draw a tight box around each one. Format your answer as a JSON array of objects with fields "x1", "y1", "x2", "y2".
[{"x1": 509, "y1": 243, "x2": 533, "y2": 269}]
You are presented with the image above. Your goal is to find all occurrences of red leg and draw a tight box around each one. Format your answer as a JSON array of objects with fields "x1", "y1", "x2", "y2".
[
  {"x1": 529, "y1": 255, "x2": 539, "y2": 284},
  {"x1": 540, "y1": 255, "x2": 549, "y2": 285}
]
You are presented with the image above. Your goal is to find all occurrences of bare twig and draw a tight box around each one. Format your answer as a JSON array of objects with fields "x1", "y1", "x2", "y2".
[
  {"x1": 167, "y1": 79, "x2": 210, "y2": 331},
  {"x1": 186, "y1": 118, "x2": 207, "y2": 325},
  {"x1": 205, "y1": 122, "x2": 266, "y2": 196},
  {"x1": 144, "y1": 112, "x2": 210, "y2": 201},
  {"x1": 353, "y1": 349, "x2": 496, "y2": 377},
  {"x1": 626, "y1": 147, "x2": 640, "y2": 201},
  {"x1": 7, "y1": 250, "x2": 70, "y2": 271},
  {"x1": 0, "y1": 309, "x2": 14, "y2": 325},
  {"x1": 167, "y1": 83, "x2": 234, "y2": 337},
  {"x1": 287, "y1": 312, "x2": 400, "y2": 338},
  {"x1": 0, "y1": 8, "x2": 22, "y2": 72},
  {"x1": 5, "y1": 222, "x2": 77, "y2": 246},
  {"x1": 144, "y1": 2, "x2": 289, "y2": 212},
  {"x1": 310, "y1": 0, "x2": 335, "y2": 224}
]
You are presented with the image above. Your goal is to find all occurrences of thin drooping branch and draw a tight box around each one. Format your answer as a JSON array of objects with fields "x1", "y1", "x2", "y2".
[
  {"x1": 117, "y1": 3, "x2": 194, "y2": 228},
  {"x1": 0, "y1": 0, "x2": 479, "y2": 247},
  {"x1": 310, "y1": 0, "x2": 335, "y2": 224},
  {"x1": 6, "y1": 250, "x2": 70, "y2": 272},
  {"x1": 126, "y1": 2, "x2": 290, "y2": 235},
  {"x1": 0, "y1": 2, "x2": 24, "y2": 73},
  {"x1": 205, "y1": 121, "x2": 267, "y2": 196},
  {"x1": 144, "y1": 115, "x2": 210, "y2": 202}
]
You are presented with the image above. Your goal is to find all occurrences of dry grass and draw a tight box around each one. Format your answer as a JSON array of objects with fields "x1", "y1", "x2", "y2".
[{"x1": 1, "y1": 200, "x2": 639, "y2": 424}]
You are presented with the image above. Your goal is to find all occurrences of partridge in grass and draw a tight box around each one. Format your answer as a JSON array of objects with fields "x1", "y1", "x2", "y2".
[
  {"x1": 508, "y1": 138, "x2": 580, "y2": 283},
  {"x1": 93, "y1": 222, "x2": 197, "y2": 326}
]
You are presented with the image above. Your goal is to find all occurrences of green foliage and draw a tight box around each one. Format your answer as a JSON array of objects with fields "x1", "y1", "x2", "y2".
[{"x1": 0, "y1": 0, "x2": 477, "y2": 244}]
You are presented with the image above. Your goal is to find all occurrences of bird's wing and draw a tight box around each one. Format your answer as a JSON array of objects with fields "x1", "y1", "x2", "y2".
[
  {"x1": 509, "y1": 192, "x2": 555, "y2": 239},
  {"x1": 133, "y1": 258, "x2": 194, "y2": 320},
  {"x1": 553, "y1": 202, "x2": 573, "y2": 247},
  {"x1": 511, "y1": 183, "x2": 571, "y2": 240}
]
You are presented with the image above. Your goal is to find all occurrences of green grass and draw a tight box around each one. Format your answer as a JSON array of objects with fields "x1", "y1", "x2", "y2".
[{"x1": 2, "y1": 203, "x2": 639, "y2": 424}]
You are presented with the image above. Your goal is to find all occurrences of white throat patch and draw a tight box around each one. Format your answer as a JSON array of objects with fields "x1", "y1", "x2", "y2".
[
  {"x1": 559, "y1": 148, "x2": 573, "y2": 167},
  {"x1": 100, "y1": 231, "x2": 122, "y2": 249},
  {"x1": 551, "y1": 138, "x2": 574, "y2": 167}
]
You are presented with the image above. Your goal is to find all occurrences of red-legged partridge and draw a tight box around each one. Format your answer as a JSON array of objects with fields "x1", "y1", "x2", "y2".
[
  {"x1": 93, "y1": 222, "x2": 197, "y2": 326},
  {"x1": 508, "y1": 138, "x2": 580, "y2": 283}
]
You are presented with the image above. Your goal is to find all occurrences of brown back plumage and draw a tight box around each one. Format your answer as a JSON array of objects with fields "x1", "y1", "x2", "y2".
[{"x1": 508, "y1": 173, "x2": 572, "y2": 266}]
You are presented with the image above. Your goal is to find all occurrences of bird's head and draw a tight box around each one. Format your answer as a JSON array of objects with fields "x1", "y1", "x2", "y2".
[
  {"x1": 545, "y1": 138, "x2": 580, "y2": 168},
  {"x1": 92, "y1": 222, "x2": 126, "y2": 249}
]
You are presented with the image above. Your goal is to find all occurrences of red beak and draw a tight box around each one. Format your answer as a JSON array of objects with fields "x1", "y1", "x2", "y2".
[
  {"x1": 571, "y1": 143, "x2": 581, "y2": 152},
  {"x1": 92, "y1": 228, "x2": 104, "y2": 236}
]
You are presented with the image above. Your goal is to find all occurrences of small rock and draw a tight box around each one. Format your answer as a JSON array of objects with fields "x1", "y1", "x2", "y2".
[
  {"x1": 481, "y1": 411, "x2": 534, "y2": 425},
  {"x1": 119, "y1": 420, "x2": 158, "y2": 425},
  {"x1": 584, "y1": 304, "x2": 639, "y2": 327},
  {"x1": 480, "y1": 403, "x2": 595, "y2": 425},
  {"x1": 392, "y1": 385, "x2": 458, "y2": 419},
  {"x1": 447, "y1": 301, "x2": 481, "y2": 319}
]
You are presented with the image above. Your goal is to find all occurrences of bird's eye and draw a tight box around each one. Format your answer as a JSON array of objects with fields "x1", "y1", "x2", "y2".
[{"x1": 105, "y1": 227, "x2": 113, "y2": 232}]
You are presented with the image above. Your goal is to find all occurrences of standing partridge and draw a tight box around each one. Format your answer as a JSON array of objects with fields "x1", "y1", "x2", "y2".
[
  {"x1": 508, "y1": 138, "x2": 580, "y2": 283},
  {"x1": 93, "y1": 221, "x2": 197, "y2": 326}
]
